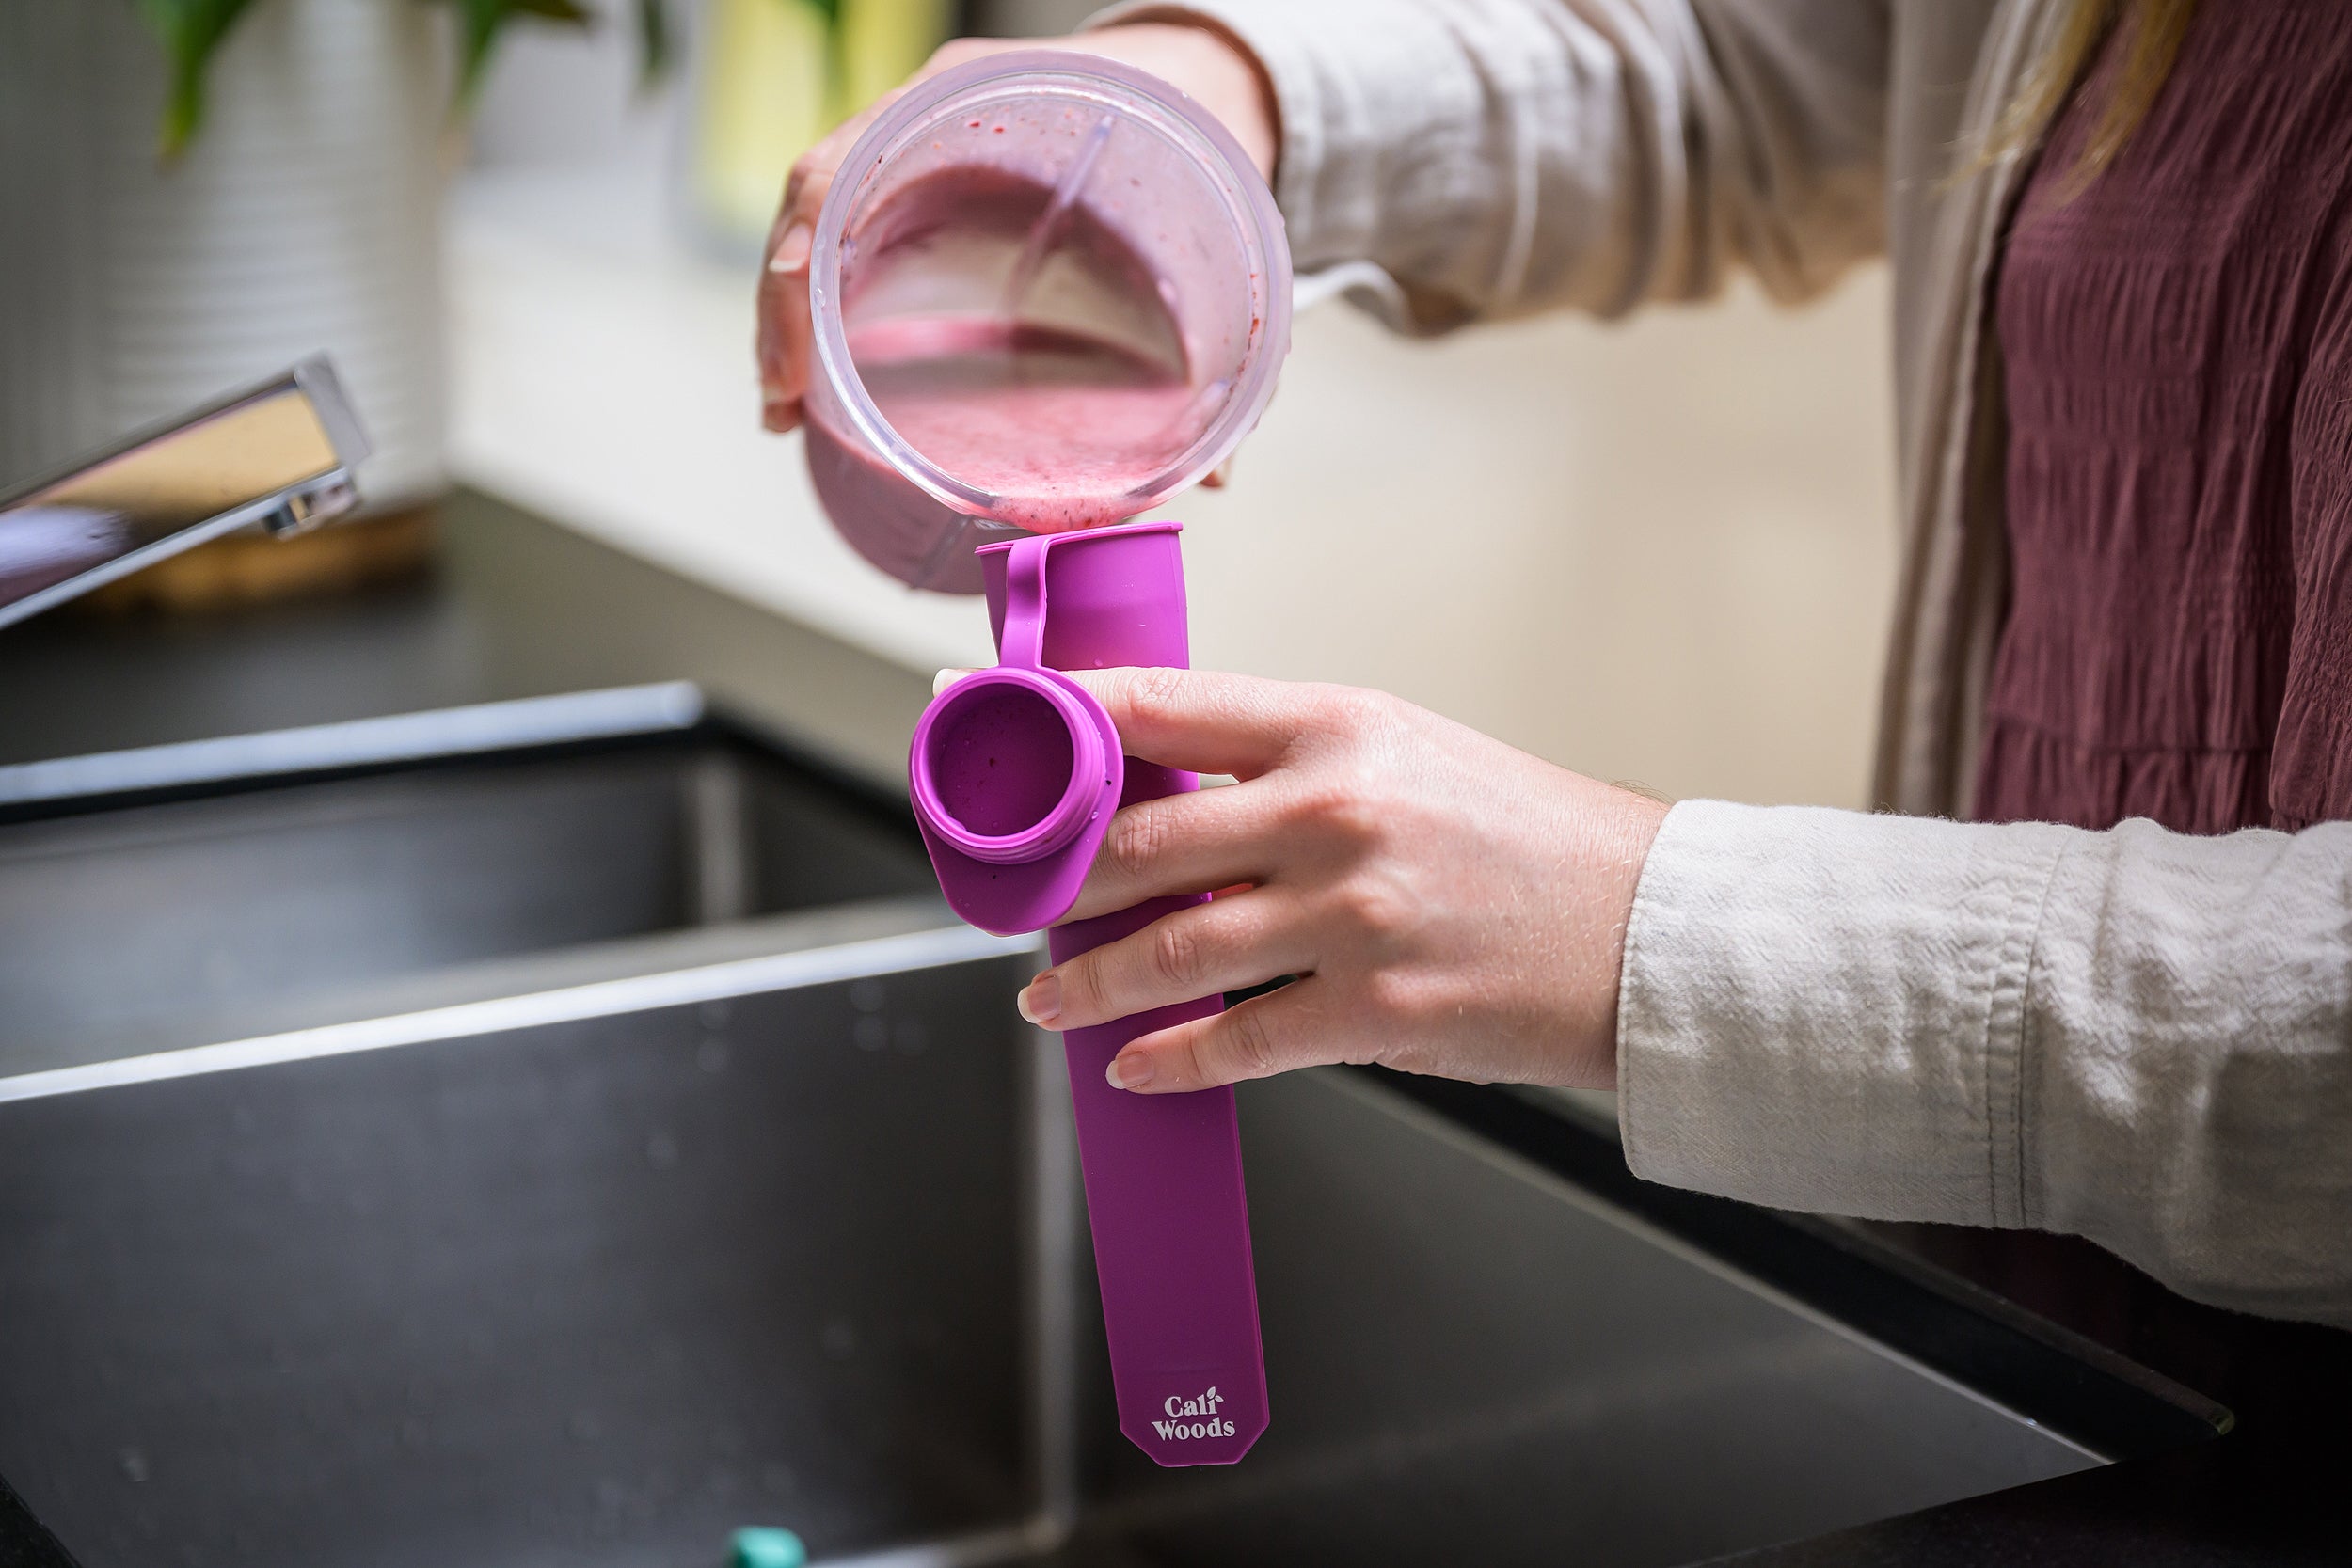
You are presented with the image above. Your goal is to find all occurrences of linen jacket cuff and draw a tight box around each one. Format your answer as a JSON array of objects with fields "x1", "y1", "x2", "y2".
[{"x1": 1616, "y1": 799, "x2": 2072, "y2": 1229}]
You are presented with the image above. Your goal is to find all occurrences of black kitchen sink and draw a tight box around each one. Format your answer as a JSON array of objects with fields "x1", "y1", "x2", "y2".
[{"x1": 0, "y1": 689, "x2": 2226, "y2": 1568}]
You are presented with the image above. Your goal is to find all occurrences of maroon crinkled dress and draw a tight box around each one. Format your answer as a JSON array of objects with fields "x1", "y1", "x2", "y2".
[
  {"x1": 1973, "y1": 0, "x2": 2352, "y2": 834},
  {"x1": 1912, "y1": 0, "x2": 2352, "y2": 1423}
]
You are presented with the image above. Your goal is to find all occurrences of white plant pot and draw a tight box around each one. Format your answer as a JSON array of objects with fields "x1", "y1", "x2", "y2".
[{"x1": 0, "y1": 0, "x2": 450, "y2": 513}]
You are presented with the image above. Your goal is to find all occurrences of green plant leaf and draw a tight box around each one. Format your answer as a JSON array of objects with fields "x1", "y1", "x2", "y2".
[
  {"x1": 797, "y1": 0, "x2": 847, "y2": 122},
  {"x1": 140, "y1": 0, "x2": 675, "y2": 156},
  {"x1": 633, "y1": 0, "x2": 675, "y2": 91},
  {"x1": 134, "y1": 0, "x2": 262, "y2": 158},
  {"x1": 420, "y1": 0, "x2": 595, "y2": 112}
]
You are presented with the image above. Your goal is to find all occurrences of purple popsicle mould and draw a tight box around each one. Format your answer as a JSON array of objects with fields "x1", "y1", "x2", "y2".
[{"x1": 907, "y1": 520, "x2": 1269, "y2": 1466}]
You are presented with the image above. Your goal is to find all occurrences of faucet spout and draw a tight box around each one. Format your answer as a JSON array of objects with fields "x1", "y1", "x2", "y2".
[{"x1": 0, "y1": 356, "x2": 370, "y2": 630}]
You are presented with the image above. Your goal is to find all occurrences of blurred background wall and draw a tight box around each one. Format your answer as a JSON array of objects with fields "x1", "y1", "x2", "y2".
[{"x1": 9, "y1": 0, "x2": 1892, "y2": 810}]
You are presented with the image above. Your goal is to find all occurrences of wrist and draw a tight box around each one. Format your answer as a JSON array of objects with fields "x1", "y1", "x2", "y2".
[{"x1": 1590, "y1": 786, "x2": 1672, "y2": 1090}]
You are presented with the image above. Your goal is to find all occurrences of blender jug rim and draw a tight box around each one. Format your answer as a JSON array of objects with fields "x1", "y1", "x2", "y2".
[{"x1": 806, "y1": 49, "x2": 1293, "y2": 529}]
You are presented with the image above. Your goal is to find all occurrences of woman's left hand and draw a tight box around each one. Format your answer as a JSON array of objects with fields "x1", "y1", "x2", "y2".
[
  {"x1": 757, "y1": 24, "x2": 1277, "y2": 435},
  {"x1": 999, "y1": 667, "x2": 1670, "y2": 1095}
]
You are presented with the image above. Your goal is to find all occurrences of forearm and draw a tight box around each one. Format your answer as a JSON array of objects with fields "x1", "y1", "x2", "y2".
[
  {"x1": 1092, "y1": 0, "x2": 1892, "y2": 329},
  {"x1": 1620, "y1": 802, "x2": 2352, "y2": 1328}
]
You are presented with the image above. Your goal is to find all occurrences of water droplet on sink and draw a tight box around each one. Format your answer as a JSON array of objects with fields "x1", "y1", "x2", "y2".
[
  {"x1": 697, "y1": 1037, "x2": 731, "y2": 1073},
  {"x1": 850, "y1": 978, "x2": 887, "y2": 1013},
  {"x1": 119, "y1": 1448, "x2": 149, "y2": 1483},
  {"x1": 700, "y1": 1000, "x2": 733, "y2": 1030}
]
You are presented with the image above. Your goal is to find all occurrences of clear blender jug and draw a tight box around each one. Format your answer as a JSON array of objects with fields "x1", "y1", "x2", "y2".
[{"x1": 802, "y1": 51, "x2": 1291, "y2": 592}]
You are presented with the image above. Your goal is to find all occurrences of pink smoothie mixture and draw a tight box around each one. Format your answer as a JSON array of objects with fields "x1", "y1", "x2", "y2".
[
  {"x1": 808, "y1": 154, "x2": 1214, "y2": 546},
  {"x1": 846, "y1": 313, "x2": 1199, "y2": 533}
]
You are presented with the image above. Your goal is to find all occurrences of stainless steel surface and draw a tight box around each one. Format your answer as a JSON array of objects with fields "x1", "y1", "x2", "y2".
[
  {"x1": 0, "y1": 685, "x2": 704, "y2": 811},
  {"x1": 0, "y1": 702, "x2": 934, "y2": 1075},
  {"x1": 0, "y1": 974, "x2": 2104, "y2": 1568},
  {"x1": 0, "y1": 940, "x2": 1047, "y2": 1568},
  {"x1": 0, "y1": 357, "x2": 370, "y2": 630},
  {"x1": 0, "y1": 914, "x2": 1024, "y2": 1106}
]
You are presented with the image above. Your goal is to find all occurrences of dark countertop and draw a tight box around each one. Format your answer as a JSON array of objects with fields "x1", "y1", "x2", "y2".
[
  {"x1": 0, "y1": 490, "x2": 933, "y2": 790},
  {"x1": 1389, "y1": 1081, "x2": 2352, "y2": 1568},
  {"x1": 1, "y1": 496, "x2": 2345, "y2": 1567}
]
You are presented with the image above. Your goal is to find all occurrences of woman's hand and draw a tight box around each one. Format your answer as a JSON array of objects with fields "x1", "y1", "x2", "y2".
[
  {"x1": 998, "y1": 668, "x2": 1671, "y2": 1095},
  {"x1": 756, "y1": 23, "x2": 1279, "y2": 434}
]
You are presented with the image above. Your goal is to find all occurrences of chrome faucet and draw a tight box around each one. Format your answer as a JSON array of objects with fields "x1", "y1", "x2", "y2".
[{"x1": 0, "y1": 356, "x2": 371, "y2": 630}]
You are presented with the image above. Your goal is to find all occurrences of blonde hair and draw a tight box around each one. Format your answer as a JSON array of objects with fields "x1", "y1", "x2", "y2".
[{"x1": 1989, "y1": 0, "x2": 2202, "y2": 188}]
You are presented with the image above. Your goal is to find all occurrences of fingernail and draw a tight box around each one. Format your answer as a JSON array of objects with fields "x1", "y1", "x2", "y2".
[
  {"x1": 762, "y1": 396, "x2": 800, "y2": 433},
  {"x1": 768, "y1": 222, "x2": 812, "y2": 274},
  {"x1": 932, "y1": 667, "x2": 975, "y2": 697},
  {"x1": 1017, "y1": 972, "x2": 1061, "y2": 1028},
  {"x1": 1106, "y1": 1052, "x2": 1155, "y2": 1091}
]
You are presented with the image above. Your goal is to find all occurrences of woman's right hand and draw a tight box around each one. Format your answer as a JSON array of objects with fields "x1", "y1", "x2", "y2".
[
  {"x1": 992, "y1": 666, "x2": 1668, "y2": 1097},
  {"x1": 755, "y1": 22, "x2": 1279, "y2": 434}
]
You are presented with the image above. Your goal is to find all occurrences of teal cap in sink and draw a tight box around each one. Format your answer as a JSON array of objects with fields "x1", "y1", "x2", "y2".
[{"x1": 730, "y1": 1527, "x2": 807, "y2": 1568}]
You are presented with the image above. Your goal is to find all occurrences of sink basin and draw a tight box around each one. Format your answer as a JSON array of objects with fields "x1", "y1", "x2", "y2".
[
  {"x1": 0, "y1": 685, "x2": 935, "y2": 1074},
  {"x1": 0, "y1": 690, "x2": 2222, "y2": 1568}
]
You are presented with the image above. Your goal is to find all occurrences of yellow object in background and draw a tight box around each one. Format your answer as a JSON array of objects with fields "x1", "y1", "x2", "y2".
[{"x1": 691, "y1": 0, "x2": 950, "y2": 248}]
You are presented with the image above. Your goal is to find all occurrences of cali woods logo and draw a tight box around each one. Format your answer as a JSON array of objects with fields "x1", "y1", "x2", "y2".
[{"x1": 1151, "y1": 1385, "x2": 1236, "y2": 1442}]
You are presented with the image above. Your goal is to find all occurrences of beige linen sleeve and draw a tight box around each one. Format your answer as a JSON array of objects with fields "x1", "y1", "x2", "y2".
[
  {"x1": 1091, "y1": 0, "x2": 1891, "y2": 328},
  {"x1": 1619, "y1": 801, "x2": 2352, "y2": 1329}
]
